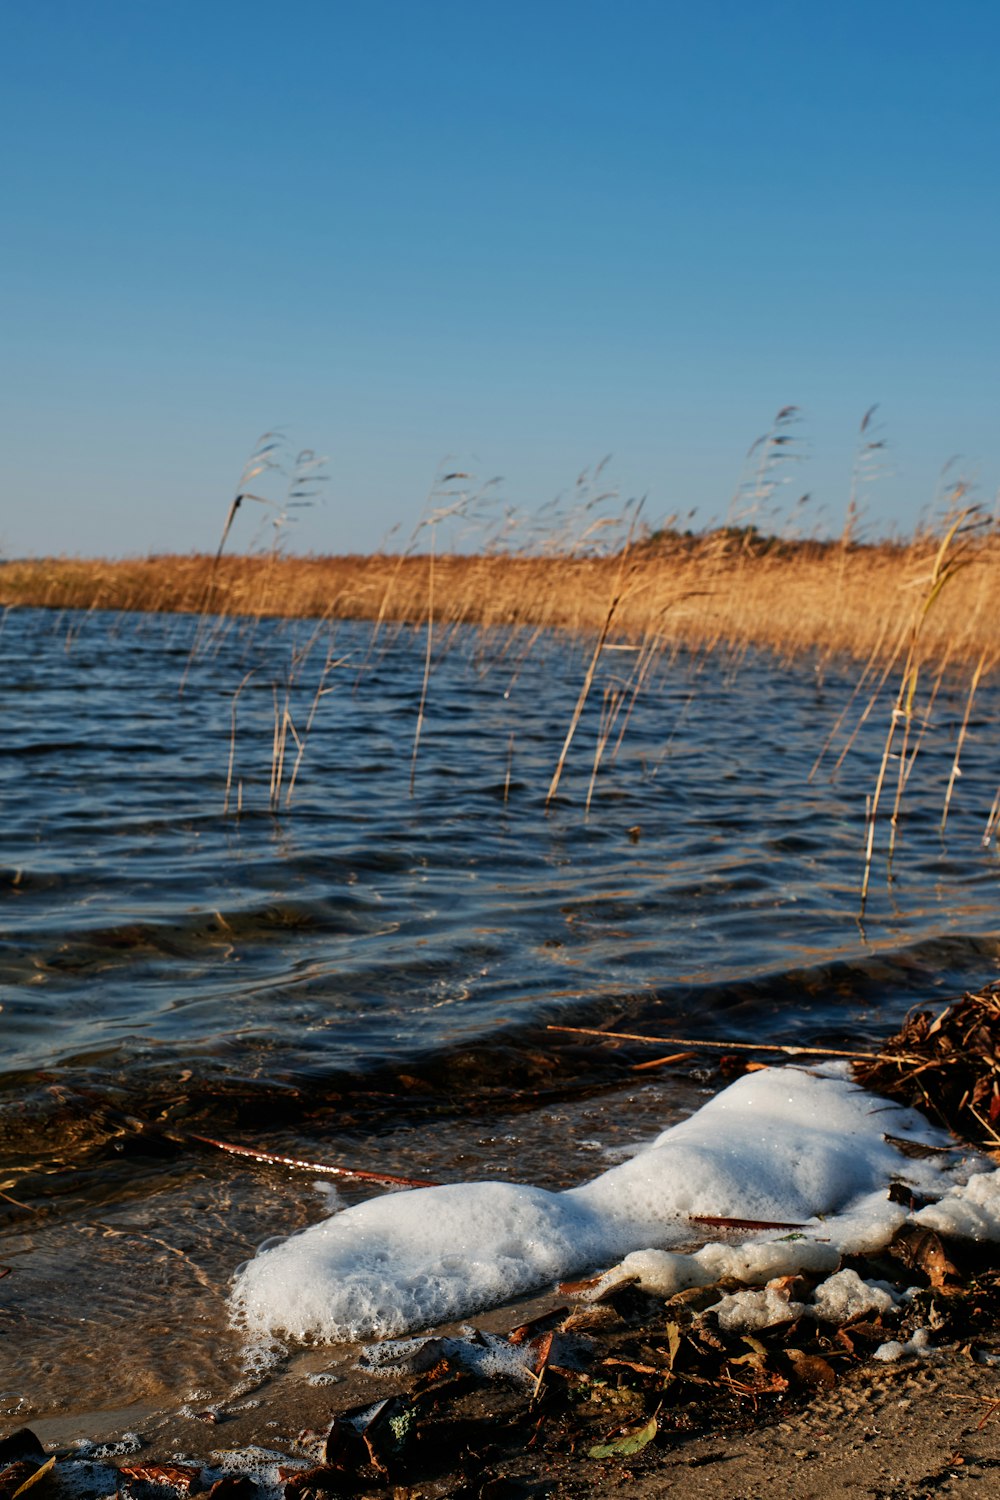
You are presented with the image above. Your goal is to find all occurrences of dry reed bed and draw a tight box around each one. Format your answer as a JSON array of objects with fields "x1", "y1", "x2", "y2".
[{"x1": 2, "y1": 536, "x2": 999, "y2": 667}]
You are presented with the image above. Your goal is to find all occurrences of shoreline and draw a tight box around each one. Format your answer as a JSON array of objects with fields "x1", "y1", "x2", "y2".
[
  {"x1": 8, "y1": 999, "x2": 1000, "y2": 1499},
  {"x1": 8, "y1": 1273, "x2": 999, "y2": 1500}
]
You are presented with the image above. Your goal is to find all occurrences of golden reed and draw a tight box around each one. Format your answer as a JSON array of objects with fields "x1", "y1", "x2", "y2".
[{"x1": 1, "y1": 532, "x2": 998, "y2": 669}]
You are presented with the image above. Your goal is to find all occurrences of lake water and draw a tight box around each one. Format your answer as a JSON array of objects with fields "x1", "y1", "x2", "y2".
[{"x1": 2, "y1": 604, "x2": 998, "y2": 1438}]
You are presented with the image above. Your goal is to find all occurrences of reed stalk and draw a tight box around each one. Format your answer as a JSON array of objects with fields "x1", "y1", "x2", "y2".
[
  {"x1": 410, "y1": 535, "x2": 435, "y2": 796},
  {"x1": 942, "y1": 650, "x2": 989, "y2": 834},
  {"x1": 223, "y1": 669, "x2": 255, "y2": 815},
  {"x1": 860, "y1": 503, "x2": 984, "y2": 913}
]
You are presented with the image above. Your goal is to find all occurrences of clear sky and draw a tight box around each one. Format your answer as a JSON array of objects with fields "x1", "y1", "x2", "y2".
[{"x1": 4, "y1": 0, "x2": 999, "y2": 558}]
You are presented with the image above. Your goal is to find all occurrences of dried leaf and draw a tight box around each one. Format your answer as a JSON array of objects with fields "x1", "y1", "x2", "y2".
[
  {"x1": 561, "y1": 1304, "x2": 619, "y2": 1332},
  {"x1": 890, "y1": 1225, "x2": 960, "y2": 1287},
  {"x1": 507, "y1": 1308, "x2": 568, "y2": 1345},
  {"x1": 321, "y1": 1414, "x2": 367, "y2": 1473},
  {"x1": 730, "y1": 1350, "x2": 766, "y2": 1370},
  {"x1": 739, "y1": 1334, "x2": 769, "y2": 1360},
  {"x1": 204, "y1": 1479, "x2": 255, "y2": 1500},
  {"x1": 11, "y1": 1459, "x2": 56, "y2": 1500},
  {"x1": 785, "y1": 1348, "x2": 837, "y2": 1389},
  {"x1": 362, "y1": 1395, "x2": 415, "y2": 1475},
  {"x1": 602, "y1": 1358, "x2": 660, "y2": 1376},
  {"x1": 883, "y1": 1134, "x2": 957, "y2": 1160},
  {"x1": 559, "y1": 1272, "x2": 615, "y2": 1296},
  {"x1": 725, "y1": 1364, "x2": 789, "y2": 1395},
  {"x1": 0, "y1": 1465, "x2": 40, "y2": 1500},
  {"x1": 529, "y1": 1329, "x2": 555, "y2": 1377},
  {"x1": 411, "y1": 1354, "x2": 462, "y2": 1387},
  {"x1": 662, "y1": 1321, "x2": 682, "y2": 1372}
]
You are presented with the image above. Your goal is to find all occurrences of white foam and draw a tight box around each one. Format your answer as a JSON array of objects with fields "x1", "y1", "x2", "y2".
[
  {"x1": 595, "y1": 1233, "x2": 844, "y2": 1301},
  {"x1": 71, "y1": 1434, "x2": 141, "y2": 1459},
  {"x1": 207, "y1": 1448, "x2": 309, "y2": 1500},
  {"x1": 231, "y1": 1063, "x2": 982, "y2": 1343},
  {"x1": 710, "y1": 1284, "x2": 806, "y2": 1332},
  {"x1": 808, "y1": 1267, "x2": 895, "y2": 1323},
  {"x1": 707, "y1": 1267, "x2": 898, "y2": 1334},
  {"x1": 359, "y1": 1331, "x2": 536, "y2": 1384},
  {"x1": 913, "y1": 1166, "x2": 1000, "y2": 1240},
  {"x1": 873, "y1": 1327, "x2": 941, "y2": 1363}
]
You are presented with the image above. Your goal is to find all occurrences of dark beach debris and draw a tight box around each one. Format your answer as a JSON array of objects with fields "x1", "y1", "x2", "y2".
[
  {"x1": 117, "y1": 1463, "x2": 204, "y2": 1494},
  {"x1": 203, "y1": 1481, "x2": 256, "y2": 1500},
  {"x1": 0, "y1": 1433, "x2": 46, "y2": 1469},
  {"x1": 888, "y1": 1224, "x2": 961, "y2": 1289},
  {"x1": 852, "y1": 981, "x2": 1000, "y2": 1153},
  {"x1": 0, "y1": 1438, "x2": 53, "y2": 1500},
  {"x1": 8, "y1": 1223, "x2": 998, "y2": 1499}
]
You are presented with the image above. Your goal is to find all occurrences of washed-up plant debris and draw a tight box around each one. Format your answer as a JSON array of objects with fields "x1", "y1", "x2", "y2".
[
  {"x1": 5, "y1": 985, "x2": 1000, "y2": 1498},
  {"x1": 853, "y1": 981, "x2": 1000, "y2": 1153}
]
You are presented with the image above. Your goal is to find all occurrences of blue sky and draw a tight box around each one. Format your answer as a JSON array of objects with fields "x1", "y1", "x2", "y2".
[{"x1": 4, "y1": 0, "x2": 999, "y2": 557}]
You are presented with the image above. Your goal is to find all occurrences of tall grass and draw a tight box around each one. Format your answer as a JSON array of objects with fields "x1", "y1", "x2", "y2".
[
  {"x1": 4, "y1": 422, "x2": 1000, "y2": 911},
  {"x1": 4, "y1": 532, "x2": 998, "y2": 665}
]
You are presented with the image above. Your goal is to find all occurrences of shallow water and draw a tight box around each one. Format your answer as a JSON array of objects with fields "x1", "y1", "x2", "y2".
[{"x1": 1, "y1": 605, "x2": 998, "y2": 1430}]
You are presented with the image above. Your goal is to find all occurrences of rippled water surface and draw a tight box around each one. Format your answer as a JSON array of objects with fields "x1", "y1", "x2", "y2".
[{"x1": 2, "y1": 604, "x2": 998, "y2": 1434}]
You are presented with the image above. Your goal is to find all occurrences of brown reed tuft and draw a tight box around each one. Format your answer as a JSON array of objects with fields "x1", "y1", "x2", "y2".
[{"x1": 2, "y1": 530, "x2": 999, "y2": 669}]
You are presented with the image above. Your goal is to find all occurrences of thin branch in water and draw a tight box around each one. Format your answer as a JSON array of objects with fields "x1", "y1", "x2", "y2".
[
  {"x1": 182, "y1": 1131, "x2": 439, "y2": 1188},
  {"x1": 547, "y1": 1024, "x2": 926, "y2": 1066},
  {"x1": 585, "y1": 683, "x2": 624, "y2": 820}
]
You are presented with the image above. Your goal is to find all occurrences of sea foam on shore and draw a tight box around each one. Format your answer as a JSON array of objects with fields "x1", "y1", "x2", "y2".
[{"x1": 231, "y1": 1063, "x2": 999, "y2": 1343}]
